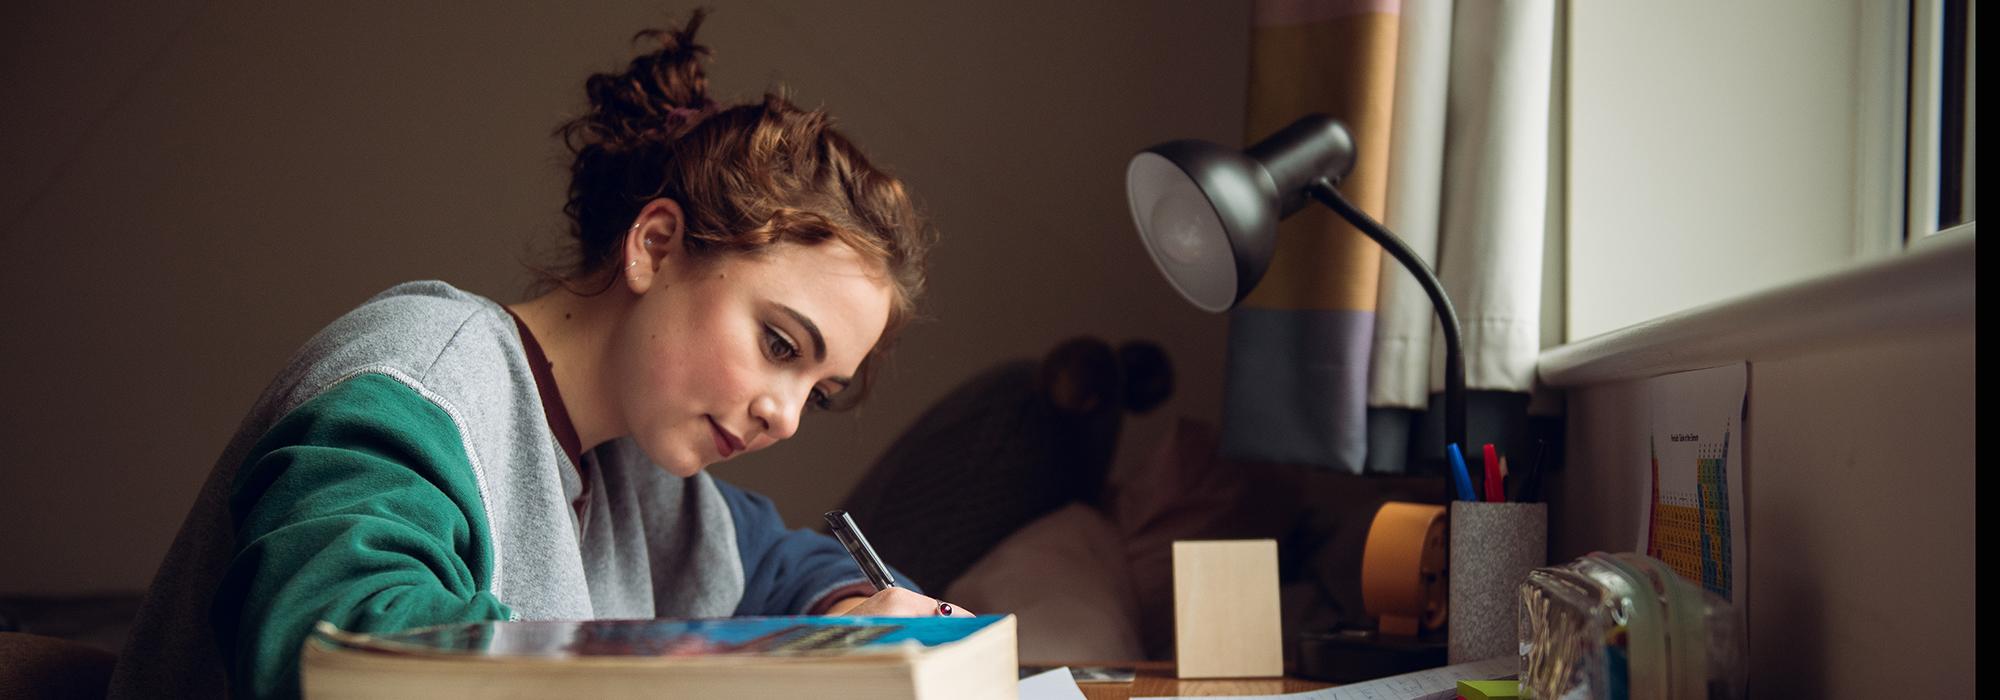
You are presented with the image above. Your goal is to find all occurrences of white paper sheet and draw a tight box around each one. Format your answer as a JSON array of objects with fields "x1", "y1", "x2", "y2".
[
  {"x1": 1019, "y1": 666, "x2": 1088, "y2": 700},
  {"x1": 1134, "y1": 655, "x2": 1513, "y2": 700}
]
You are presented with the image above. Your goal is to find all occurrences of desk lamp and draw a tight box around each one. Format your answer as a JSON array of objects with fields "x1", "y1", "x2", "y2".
[
  {"x1": 1127, "y1": 113, "x2": 1468, "y2": 681},
  {"x1": 1123, "y1": 113, "x2": 1466, "y2": 457}
]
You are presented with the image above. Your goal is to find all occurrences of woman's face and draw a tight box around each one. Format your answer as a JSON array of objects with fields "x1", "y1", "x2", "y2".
[{"x1": 610, "y1": 240, "x2": 893, "y2": 477}]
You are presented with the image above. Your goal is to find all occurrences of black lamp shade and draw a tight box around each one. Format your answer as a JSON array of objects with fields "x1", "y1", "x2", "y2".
[
  {"x1": 1122, "y1": 113, "x2": 1469, "y2": 464},
  {"x1": 1124, "y1": 114, "x2": 1356, "y2": 312},
  {"x1": 1125, "y1": 142, "x2": 1273, "y2": 312}
]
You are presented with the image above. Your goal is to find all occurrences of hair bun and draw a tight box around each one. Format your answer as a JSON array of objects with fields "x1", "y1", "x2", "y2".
[
  {"x1": 1117, "y1": 340, "x2": 1172, "y2": 414},
  {"x1": 571, "y1": 9, "x2": 717, "y2": 150}
]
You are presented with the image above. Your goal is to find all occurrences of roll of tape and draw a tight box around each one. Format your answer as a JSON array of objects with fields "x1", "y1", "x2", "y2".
[{"x1": 1361, "y1": 501, "x2": 1449, "y2": 637}]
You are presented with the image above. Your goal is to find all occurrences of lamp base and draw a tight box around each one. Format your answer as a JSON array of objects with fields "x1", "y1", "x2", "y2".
[{"x1": 1290, "y1": 626, "x2": 1448, "y2": 682}]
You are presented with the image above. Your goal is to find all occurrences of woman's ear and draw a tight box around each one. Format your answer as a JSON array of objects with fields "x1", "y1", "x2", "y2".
[{"x1": 623, "y1": 198, "x2": 688, "y2": 295}]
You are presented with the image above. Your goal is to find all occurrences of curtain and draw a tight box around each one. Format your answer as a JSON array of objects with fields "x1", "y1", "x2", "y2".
[
  {"x1": 1222, "y1": 0, "x2": 1403, "y2": 474},
  {"x1": 1371, "y1": 0, "x2": 1555, "y2": 473},
  {"x1": 1225, "y1": 0, "x2": 1555, "y2": 474}
]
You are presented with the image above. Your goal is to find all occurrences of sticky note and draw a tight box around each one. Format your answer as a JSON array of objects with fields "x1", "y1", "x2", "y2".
[{"x1": 1456, "y1": 679, "x2": 1521, "y2": 699}]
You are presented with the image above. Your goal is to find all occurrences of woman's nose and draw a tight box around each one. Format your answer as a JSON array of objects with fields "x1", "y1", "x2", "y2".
[{"x1": 748, "y1": 391, "x2": 802, "y2": 444}]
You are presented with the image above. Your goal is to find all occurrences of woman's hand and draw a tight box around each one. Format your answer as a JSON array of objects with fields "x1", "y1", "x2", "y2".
[{"x1": 833, "y1": 587, "x2": 973, "y2": 617}]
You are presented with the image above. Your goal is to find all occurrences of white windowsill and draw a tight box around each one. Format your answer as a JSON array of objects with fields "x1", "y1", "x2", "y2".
[{"x1": 1537, "y1": 223, "x2": 1977, "y2": 387}]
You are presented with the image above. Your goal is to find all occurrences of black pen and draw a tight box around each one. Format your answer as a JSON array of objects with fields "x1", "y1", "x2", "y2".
[
  {"x1": 1512, "y1": 439, "x2": 1549, "y2": 503},
  {"x1": 824, "y1": 510, "x2": 899, "y2": 591}
]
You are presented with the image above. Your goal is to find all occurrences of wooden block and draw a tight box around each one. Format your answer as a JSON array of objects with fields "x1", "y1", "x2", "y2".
[{"x1": 1172, "y1": 539, "x2": 1282, "y2": 679}]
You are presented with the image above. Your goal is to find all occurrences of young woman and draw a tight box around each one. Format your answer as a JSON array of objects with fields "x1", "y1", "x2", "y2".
[{"x1": 107, "y1": 12, "x2": 963, "y2": 699}]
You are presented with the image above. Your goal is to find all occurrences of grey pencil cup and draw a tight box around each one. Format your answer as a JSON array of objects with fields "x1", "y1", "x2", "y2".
[{"x1": 1447, "y1": 500, "x2": 1547, "y2": 664}]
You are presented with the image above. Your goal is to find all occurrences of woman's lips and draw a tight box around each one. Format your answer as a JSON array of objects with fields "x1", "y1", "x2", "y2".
[{"x1": 709, "y1": 418, "x2": 742, "y2": 458}]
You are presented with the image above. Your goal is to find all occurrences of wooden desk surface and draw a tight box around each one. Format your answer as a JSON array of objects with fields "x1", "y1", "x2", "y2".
[{"x1": 1050, "y1": 661, "x2": 1335, "y2": 700}]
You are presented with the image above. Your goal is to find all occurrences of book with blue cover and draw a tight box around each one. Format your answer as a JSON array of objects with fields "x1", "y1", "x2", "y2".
[{"x1": 302, "y1": 615, "x2": 1018, "y2": 699}]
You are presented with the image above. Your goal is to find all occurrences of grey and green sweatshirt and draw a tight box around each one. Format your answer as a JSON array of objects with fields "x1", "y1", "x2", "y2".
[{"x1": 106, "y1": 281, "x2": 899, "y2": 699}]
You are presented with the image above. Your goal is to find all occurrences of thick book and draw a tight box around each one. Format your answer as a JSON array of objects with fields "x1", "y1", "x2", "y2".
[{"x1": 301, "y1": 614, "x2": 1018, "y2": 700}]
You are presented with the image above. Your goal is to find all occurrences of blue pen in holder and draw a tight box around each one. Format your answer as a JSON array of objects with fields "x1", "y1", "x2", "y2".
[{"x1": 1447, "y1": 444, "x2": 1478, "y2": 502}]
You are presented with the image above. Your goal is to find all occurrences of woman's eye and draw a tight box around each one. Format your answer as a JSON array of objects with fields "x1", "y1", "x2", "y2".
[
  {"x1": 763, "y1": 327, "x2": 799, "y2": 361},
  {"x1": 809, "y1": 388, "x2": 831, "y2": 411}
]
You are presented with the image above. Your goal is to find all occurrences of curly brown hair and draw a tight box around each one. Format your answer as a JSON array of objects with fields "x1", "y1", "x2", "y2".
[{"x1": 549, "y1": 9, "x2": 934, "y2": 407}]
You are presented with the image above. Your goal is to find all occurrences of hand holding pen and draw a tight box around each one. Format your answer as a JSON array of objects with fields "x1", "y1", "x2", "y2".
[{"x1": 824, "y1": 510, "x2": 972, "y2": 617}]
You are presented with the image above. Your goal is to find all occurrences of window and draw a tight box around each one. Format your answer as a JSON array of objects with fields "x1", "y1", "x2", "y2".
[
  {"x1": 1910, "y1": 0, "x2": 1976, "y2": 239},
  {"x1": 1562, "y1": 0, "x2": 1974, "y2": 341}
]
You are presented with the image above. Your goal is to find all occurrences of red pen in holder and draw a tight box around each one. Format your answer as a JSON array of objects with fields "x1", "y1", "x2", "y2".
[{"x1": 1482, "y1": 443, "x2": 1505, "y2": 502}]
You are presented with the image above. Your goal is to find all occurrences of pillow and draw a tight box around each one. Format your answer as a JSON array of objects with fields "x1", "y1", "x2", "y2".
[
  {"x1": 942, "y1": 502, "x2": 1143, "y2": 662},
  {"x1": 1103, "y1": 416, "x2": 1250, "y2": 659}
]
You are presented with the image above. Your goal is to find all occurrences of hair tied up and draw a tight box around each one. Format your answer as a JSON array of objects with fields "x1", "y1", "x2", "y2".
[
  {"x1": 547, "y1": 7, "x2": 936, "y2": 408},
  {"x1": 662, "y1": 105, "x2": 714, "y2": 135}
]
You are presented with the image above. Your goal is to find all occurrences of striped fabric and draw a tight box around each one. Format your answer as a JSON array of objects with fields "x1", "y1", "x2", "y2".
[
  {"x1": 1222, "y1": 0, "x2": 1403, "y2": 473},
  {"x1": 1368, "y1": 0, "x2": 1452, "y2": 413}
]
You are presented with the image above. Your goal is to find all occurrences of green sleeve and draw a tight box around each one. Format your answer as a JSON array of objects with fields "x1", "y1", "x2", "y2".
[{"x1": 214, "y1": 372, "x2": 513, "y2": 700}]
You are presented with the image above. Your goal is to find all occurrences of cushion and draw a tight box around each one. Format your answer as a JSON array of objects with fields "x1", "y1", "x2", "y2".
[
  {"x1": 1104, "y1": 417, "x2": 1249, "y2": 658},
  {"x1": 943, "y1": 502, "x2": 1143, "y2": 662}
]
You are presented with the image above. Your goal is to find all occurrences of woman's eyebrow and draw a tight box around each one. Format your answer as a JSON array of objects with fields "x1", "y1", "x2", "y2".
[
  {"x1": 777, "y1": 304, "x2": 827, "y2": 363},
  {"x1": 777, "y1": 304, "x2": 853, "y2": 391}
]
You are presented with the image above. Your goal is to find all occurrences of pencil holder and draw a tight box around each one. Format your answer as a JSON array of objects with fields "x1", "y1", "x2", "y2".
[{"x1": 1447, "y1": 500, "x2": 1547, "y2": 664}]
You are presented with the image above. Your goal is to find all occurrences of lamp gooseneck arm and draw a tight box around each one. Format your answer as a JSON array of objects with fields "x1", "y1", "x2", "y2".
[{"x1": 1306, "y1": 179, "x2": 1468, "y2": 456}]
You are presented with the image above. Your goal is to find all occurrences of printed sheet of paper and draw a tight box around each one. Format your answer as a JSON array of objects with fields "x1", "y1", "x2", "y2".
[
  {"x1": 1638, "y1": 363, "x2": 1748, "y2": 617},
  {"x1": 1135, "y1": 655, "x2": 1512, "y2": 700},
  {"x1": 1018, "y1": 667, "x2": 1088, "y2": 700}
]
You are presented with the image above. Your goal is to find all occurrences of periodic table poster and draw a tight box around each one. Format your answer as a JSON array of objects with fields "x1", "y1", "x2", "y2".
[{"x1": 1638, "y1": 363, "x2": 1748, "y2": 617}]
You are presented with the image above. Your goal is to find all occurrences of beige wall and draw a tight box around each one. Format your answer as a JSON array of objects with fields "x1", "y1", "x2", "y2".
[
  {"x1": 1552, "y1": 4, "x2": 1976, "y2": 696},
  {"x1": 1551, "y1": 327, "x2": 1976, "y2": 697},
  {"x1": 0, "y1": 1, "x2": 1250, "y2": 594},
  {"x1": 1557, "y1": 2, "x2": 1976, "y2": 693}
]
